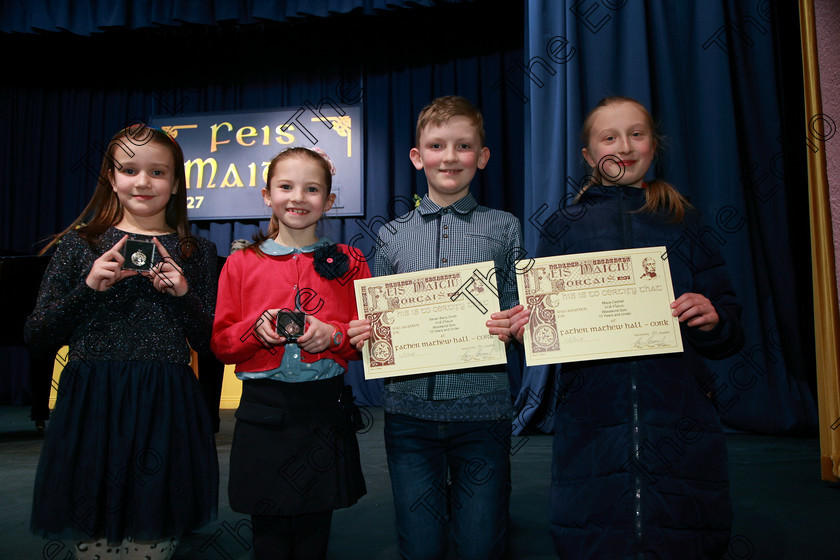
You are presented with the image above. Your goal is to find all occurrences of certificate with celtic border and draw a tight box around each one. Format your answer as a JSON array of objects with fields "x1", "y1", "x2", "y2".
[
  {"x1": 354, "y1": 261, "x2": 506, "y2": 379},
  {"x1": 518, "y1": 247, "x2": 683, "y2": 366}
]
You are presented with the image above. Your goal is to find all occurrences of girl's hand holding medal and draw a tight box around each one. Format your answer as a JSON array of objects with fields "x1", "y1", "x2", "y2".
[
  {"x1": 144, "y1": 237, "x2": 188, "y2": 297},
  {"x1": 86, "y1": 234, "x2": 138, "y2": 291},
  {"x1": 252, "y1": 310, "x2": 336, "y2": 353},
  {"x1": 295, "y1": 315, "x2": 335, "y2": 354}
]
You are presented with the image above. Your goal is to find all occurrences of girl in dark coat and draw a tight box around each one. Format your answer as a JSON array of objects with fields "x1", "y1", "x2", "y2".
[{"x1": 512, "y1": 97, "x2": 744, "y2": 559}]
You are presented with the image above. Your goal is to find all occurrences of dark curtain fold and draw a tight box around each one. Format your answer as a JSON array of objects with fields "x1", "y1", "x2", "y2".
[
  {"x1": 521, "y1": 0, "x2": 817, "y2": 434},
  {"x1": 0, "y1": 0, "x2": 472, "y2": 35}
]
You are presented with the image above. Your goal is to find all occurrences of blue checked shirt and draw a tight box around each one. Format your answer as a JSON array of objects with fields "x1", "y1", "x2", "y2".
[{"x1": 373, "y1": 193, "x2": 523, "y2": 421}]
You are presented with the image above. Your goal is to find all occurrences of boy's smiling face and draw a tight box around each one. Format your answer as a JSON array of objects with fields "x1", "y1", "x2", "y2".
[{"x1": 410, "y1": 116, "x2": 490, "y2": 207}]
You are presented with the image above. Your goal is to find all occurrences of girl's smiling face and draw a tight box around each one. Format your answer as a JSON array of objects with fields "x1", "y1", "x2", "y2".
[
  {"x1": 109, "y1": 141, "x2": 177, "y2": 230},
  {"x1": 582, "y1": 101, "x2": 655, "y2": 188},
  {"x1": 262, "y1": 155, "x2": 335, "y2": 244}
]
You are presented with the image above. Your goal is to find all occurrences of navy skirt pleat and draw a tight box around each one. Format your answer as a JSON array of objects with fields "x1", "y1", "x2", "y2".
[
  {"x1": 30, "y1": 361, "x2": 219, "y2": 544},
  {"x1": 228, "y1": 377, "x2": 366, "y2": 516}
]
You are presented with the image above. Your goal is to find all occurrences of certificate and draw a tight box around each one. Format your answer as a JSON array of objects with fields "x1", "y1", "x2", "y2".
[
  {"x1": 518, "y1": 247, "x2": 683, "y2": 365},
  {"x1": 354, "y1": 261, "x2": 507, "y2": 379}
]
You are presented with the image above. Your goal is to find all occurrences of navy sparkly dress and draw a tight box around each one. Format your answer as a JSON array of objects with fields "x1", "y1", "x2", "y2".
[{"x1": 25, "y1": 227, "x2": 219, "y2": 544}]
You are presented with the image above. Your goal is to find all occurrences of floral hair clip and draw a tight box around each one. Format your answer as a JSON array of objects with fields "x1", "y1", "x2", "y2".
[
  {"x1": 313, "y1": 243, "x2": 349, "y2": 279},
  {"x1": 308, "y1": 146, "x2": 337, "y2": 176},
  {"x1": 117, "y1": 123, "x2": 178, "y2": 146},
  {"x1": 154, "y1": 127, "x2": 180, "y2": 145}
]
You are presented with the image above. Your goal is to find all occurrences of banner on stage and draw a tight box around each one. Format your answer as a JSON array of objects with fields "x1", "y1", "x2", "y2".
[{"x1": 149, "y1": 104, "x2": 363, "y2": 220}]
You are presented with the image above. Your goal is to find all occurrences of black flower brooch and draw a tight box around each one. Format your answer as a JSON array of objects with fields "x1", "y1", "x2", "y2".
[{"x1": 313, "y1": 243, "x2": 350, "y2": 280}]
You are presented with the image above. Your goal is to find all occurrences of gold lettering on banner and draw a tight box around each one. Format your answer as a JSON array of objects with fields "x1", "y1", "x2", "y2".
[
  {"x1": 185, "y1": 158, "x2": 218, "y2": 189},
  {"x1": 236, "y1": 126, "x2": 258, "y2": 147},
  {"x1": 261, "y1": 161, "x2": 271, "y2": 184},
  {"x1": 274, "y1": 124, "x2": 296, "y2": 145},
  {"x1": 215, "y1": 123, "x2": 298, "y2": 152},
  {"x1": 220, "y1": 163, "x2": 245, "y2": 188},
  {"x1": 247, "y1": 162, "x2": 257, "y2": 187},
  {"x1": 160, "y1": 125, "x2": 198, "y2": 139},
  {"x1": 210, "y1": 122, "x2": 233, "y2": 153}
]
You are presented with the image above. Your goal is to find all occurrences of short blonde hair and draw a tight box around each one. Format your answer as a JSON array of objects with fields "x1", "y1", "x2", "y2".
[{"x1": 415, "y1": 96, "x2": 485, "y2": 147}]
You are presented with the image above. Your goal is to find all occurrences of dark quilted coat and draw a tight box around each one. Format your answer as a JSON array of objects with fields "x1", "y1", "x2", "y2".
[{"x1": 537, "y1": 185, "x2": 744, "y2": 559}]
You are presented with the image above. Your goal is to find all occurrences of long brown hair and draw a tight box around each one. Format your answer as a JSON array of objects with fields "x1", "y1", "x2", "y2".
[
  {"x1": 248, "y1": 147, "x2": 334, "y2": 255},
  {"x1": 578, "y1": 96, "x2": 691, "y2": 222},
  {"x1": 40, "y1": 124, "x2": 191, "y2": 254}
]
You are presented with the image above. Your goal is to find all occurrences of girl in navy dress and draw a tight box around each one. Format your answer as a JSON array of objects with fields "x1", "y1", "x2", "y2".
[{"x1": 26, "y1": 125, "x2": 218, "y2": 560}]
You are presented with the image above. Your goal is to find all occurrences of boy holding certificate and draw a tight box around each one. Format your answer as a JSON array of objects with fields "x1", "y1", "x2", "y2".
[{"x1": 349, "y1": 96, "x2": 524, "y2": 559}]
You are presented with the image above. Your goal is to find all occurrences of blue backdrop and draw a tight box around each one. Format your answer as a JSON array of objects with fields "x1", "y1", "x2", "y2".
[{"x1": 0, "y1": 0, "x2": 818, "y2": 434}]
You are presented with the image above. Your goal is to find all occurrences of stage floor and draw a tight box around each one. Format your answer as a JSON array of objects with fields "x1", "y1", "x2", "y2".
[{"x1": 1, "y1": 406, "x2": 838, "y2": 559}]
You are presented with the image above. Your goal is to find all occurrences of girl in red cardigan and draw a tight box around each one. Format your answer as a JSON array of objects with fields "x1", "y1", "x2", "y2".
[{"x1": 212, "y1": 147, "x2": 370, "y2": 560}]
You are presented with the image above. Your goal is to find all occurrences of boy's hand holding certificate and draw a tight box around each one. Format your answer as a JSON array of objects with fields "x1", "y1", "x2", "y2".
[
  {"x1": 518, "y1": 247, "x2": 684, "y2": 365},
  {"x1": 354, "y1": 261, "x2": 506, "y2": 379}
]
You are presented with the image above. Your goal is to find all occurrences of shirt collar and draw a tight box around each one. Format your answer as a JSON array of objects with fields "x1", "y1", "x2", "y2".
[
  {"x1": 259, "y1": 237, "x2": 333, "y2": 256},
  {"x1": 417, "y1": 192, "x2": 478, "y2": 216}
]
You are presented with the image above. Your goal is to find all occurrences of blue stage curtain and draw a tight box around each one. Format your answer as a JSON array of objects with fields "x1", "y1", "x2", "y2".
[
  {"x1": 519, "y1": 0, "x2": 817, "y2": 434},
  {"x1": 0, "y1": 0, "x2": 819, "y2": 430},
  {"x1": 0, "y1": 0, "x2": 523, "y2": 407},
  {"x1": 0, "y1": 0, "x2": 473, "y2": 35}
]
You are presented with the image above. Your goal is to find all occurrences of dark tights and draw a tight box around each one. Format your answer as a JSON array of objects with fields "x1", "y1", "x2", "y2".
[{"x1": 252, "y1": 511, "x2": 333, "y2": 560}]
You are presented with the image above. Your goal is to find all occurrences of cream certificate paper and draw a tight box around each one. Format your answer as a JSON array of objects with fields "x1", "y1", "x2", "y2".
[
  {"x1": 518, "y1": 247, "x2": 683, "y2": 365},
  {"x1": 355, "y1": 261, "x2": 506, "y2": 379}
]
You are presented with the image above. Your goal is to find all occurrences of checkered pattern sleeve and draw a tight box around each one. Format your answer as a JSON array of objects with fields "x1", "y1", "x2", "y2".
[{"x1": 371, "y1": 193, "x2": 524, "y2": 407}]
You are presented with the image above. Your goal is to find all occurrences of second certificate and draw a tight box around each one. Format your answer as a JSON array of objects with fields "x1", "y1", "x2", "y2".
[
  {"x1": 518, "y1": 247, "x2": 684, "y2": 366},
  {"x1": 354, "y1": 261, "x2": 506, "y2": 379}
]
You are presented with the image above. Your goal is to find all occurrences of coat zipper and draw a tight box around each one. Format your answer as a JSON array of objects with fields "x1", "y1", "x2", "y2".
[
  {"x1": 620, "y1": 189, "x2": 644, "y2": 553},
  {"x1": 632, "y1": 362, "x2": 643, "y2": 551}
]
